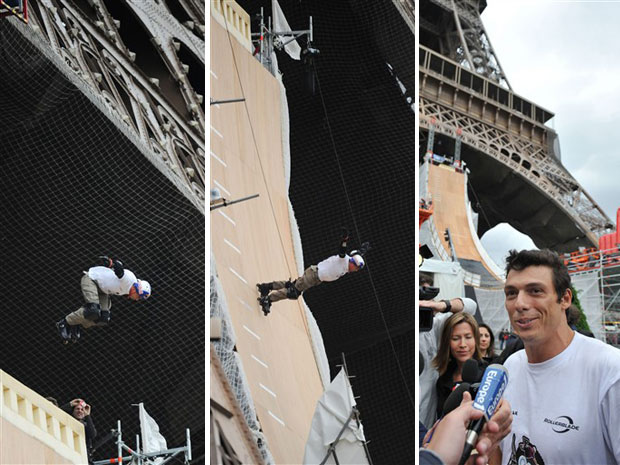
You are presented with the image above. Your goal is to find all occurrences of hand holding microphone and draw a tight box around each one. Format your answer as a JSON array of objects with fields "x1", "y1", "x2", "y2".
[{"x1": 457, "y1": 364, "x2": 509, "y2": 465}]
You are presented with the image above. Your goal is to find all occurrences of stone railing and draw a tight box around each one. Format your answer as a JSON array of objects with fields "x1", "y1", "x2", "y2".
[{"x1": 1, "y1": 370, "x2": 88, "y2": 465}]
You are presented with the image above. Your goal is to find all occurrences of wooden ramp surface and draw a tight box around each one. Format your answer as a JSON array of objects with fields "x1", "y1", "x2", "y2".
[
  {"x1": 210, "y1": 15, "x2": 324, "y2": 464},
  {"x1": 428, "y1": 163, "x2": 503, "y2": 282}
]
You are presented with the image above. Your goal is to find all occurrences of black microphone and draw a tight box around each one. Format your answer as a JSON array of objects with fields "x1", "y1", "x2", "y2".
[
  {"x1": 442, "y1": 382, "x2": 471, "y2": 417},
  {"x1": 442, "y1": 359, "x2": 479, "y2": 416},
  {"x1": 457, "y1": 364, "x2": 509, "y2": 465},
  {"x1": 461, "y1": 359, "x2": 479, "y2": 384}
]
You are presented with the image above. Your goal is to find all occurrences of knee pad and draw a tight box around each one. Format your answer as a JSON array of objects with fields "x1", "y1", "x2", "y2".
[
  {"x1": 286, "y1": 284, "x2": 301, "y2": 300},
  {"x1": 83, "y1": 303, "x2": 101, "y2": 321},
  {"x1": 97, "y1": 310, "x2": 111, "y2": 325}
]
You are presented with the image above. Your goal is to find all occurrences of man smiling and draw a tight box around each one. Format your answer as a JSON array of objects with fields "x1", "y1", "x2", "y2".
[{"x1": 490, "y1": 249, "x2": 620, "y2": 465}]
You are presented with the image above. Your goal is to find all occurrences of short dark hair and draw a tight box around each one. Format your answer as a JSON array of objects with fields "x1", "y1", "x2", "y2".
[
  {"x1": 566, "y1": 304, "x2": 581, "y2": 326},
  {"x1": 505, "y1": 249, "x2": 571, "y2": 302},
  {"x1": 419, "y1": 272, "x2": 433, "y2": 287}
]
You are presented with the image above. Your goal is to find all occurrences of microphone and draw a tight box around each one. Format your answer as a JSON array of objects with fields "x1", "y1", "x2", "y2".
[
  {"x1": 461, "y1": 359, "x2": 479, "y2": 384},
  {"x1": 457, "y1": 364, "x2": 508, "y2": 465},
  {"x1": 442, "y1": 382, "x2": 471, "y2": 416},
  {"x1": 442, "y1": 359, "x2": 479, "y2": 416}
]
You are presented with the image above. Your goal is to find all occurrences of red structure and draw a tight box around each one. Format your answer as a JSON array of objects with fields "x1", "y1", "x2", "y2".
[
  {"x1": 599, "y1": 208, "x2": 620, "y2": 252},
  {"x1": 564, "y1": 208, "x2": 620, "y2": 273}
]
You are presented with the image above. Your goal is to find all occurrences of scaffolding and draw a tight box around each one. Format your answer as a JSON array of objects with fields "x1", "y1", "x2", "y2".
[
  {"x1": 92, "y1": 420, "x2": 191, "y2": 465},
  {"x1": 564, "y1": 247, "x2": 620, "y2": 347}
]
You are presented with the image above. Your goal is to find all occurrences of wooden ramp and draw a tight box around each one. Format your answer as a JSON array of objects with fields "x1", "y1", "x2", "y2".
[
  {"x1": 428, "y1": 162, "x2": 503, "y2": 284},
  {"x1": 210, "y1": 8, "x2": 324, "y2": 464}
]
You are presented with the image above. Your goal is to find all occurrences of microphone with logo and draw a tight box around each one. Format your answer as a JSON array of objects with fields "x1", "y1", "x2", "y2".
[{"x1": 457, "y1": 364, "x2": 508, "y2": 465}]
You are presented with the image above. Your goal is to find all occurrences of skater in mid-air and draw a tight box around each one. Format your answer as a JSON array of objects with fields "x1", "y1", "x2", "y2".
[
  {"x1": 256, "y1": 229, "x2": 369, "y2": 315},
  {"x1": 56, "y1": 256, "x2": 151, "y2": 343}
]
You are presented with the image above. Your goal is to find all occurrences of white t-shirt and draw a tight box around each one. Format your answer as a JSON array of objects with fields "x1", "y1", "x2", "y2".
[
  {"x1": 419, "y1": 297, "x2": 477, "y2": 428},
  {"x1": 317, "y1": 254, "x2": 350, "y2": 282},
  {"x1": 88, "y1": 266, "x2": 137, "y2": 296},
  {"x1": 500, "y1": 331, "x2": 620, "y2": 465}
]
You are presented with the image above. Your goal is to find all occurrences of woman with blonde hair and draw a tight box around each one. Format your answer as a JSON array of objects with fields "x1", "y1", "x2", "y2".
[{"x1": 432, "y1": 312, "x2": 486, "y2": 418}]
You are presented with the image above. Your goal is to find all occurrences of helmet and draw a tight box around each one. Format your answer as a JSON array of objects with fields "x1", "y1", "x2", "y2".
[
  {"x1": 133, "y1": 280, "x2": 152, "y2": 300},
  {"x1": 349, "y1": 254, "x2": 365, "y2": 269}
]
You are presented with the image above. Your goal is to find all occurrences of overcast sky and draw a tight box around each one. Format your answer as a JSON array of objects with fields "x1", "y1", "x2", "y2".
[{"x1": 479, "y1": 0, "x2": 620, "y2": 267}]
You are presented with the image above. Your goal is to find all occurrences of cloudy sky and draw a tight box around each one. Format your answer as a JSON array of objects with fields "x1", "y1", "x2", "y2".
[{"x1": 479, "y1": 0, "x2": 620, "y2": 266}]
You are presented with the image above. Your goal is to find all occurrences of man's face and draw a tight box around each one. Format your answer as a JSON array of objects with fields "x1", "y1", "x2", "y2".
[
  {"x1": 504, "y1": 265, "x2": 571, "y2": 348},
  {"x1": 128, "y1": 285, "x2": 140, "y2": 301},
  {"x1": 73, "y1": 403, "x2": 86, "y2": 420}
]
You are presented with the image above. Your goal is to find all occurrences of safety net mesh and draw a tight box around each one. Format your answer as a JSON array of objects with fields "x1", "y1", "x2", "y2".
[
  {"x1": 237, "y1": 0, "x2": 416, "y2": 462},
  {"x1": 0, "y1": 18, "x2": 205, "y2": 463}
]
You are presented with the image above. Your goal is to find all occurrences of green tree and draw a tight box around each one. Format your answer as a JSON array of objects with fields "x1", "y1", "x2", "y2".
[{"x1": 570, "y1": 285, "x2": 592, "y2": 333}]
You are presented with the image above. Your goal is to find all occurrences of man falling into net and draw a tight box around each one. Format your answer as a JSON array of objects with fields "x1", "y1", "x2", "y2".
[
  {"x1": 256, "y1": 229, "x2": 369, "y2": 315},
  {"x1": 56, "y1": 256, "x2": 151, "y2": 343}
]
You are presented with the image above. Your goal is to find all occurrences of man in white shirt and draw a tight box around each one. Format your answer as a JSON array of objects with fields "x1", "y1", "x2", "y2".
[
  {"x1": 490, "y1": 249, "x2": 620, "y2": 465},
  {"x1": 256, "y1": 231, "x2": 368, "y2": 315},
  {"x1": 56, "y1": 256, "x2": 151, "y2": 343}
]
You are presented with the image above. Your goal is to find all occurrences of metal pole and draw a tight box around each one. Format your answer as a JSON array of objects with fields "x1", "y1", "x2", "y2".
[
  {"x1": 318, "y1": 410, "x2": 357, "y2": 465},
  {"x1": 259, "y1": 7, "x2": 264, "y2": 64},
  {"x1": 209, "y1": 193, "x2": 260, "y2": 211},
  {"x1": 186, "y1": 428, "x2": 192, "y2": 463},
  {"x1": 310, "y1": 16, "x2": 313, "y2": 42},
  {"x1": 210, "y1": 97, "x2": 246, "y2": 105},
  {"x1": 117, "y1": 420, "x2": 123, "y2": 464},
  {"x1": 136, "y1": 434, "x2": 141, "y2": 465}
]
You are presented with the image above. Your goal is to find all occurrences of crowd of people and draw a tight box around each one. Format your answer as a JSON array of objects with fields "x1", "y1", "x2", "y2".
[{"x1": 419, "y1": 249, "x2": 620, "y2": 465}]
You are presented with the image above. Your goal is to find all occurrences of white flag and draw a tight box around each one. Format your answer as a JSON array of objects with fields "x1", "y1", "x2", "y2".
[
  {"x1": 139, "y1": 403, "x2": 168, "y2": 456},
  {"x1": 272, "y1": 0, "x2": 301, "y2": 60}
]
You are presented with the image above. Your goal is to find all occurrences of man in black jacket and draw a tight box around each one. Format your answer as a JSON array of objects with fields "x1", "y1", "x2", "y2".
[{"x1": 62, "y1": 398, "x2": 97, "y2": 459}]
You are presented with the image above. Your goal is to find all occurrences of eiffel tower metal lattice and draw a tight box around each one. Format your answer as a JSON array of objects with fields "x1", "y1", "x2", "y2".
[{"x1": 419, "y1": 0, "x2": 612, "y2": 251}]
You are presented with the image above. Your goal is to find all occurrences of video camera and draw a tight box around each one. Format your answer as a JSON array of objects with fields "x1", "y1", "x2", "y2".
[{"x1": 419, "y1": 285, "x2": 440, "y2": 332}]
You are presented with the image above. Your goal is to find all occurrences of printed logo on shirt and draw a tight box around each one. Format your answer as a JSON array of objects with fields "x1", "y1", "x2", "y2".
[
  {"x1": 507, "y1": 434, "x2": 544, "y2": 465},
  {"x1": 544, "y1": 416, "x2": 579, "y2": 433}
]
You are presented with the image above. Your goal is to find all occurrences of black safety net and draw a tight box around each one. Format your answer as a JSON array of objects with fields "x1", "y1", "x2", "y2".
[
  {"x1": 237, "y1": 0, "x2": 416, "y2": 462},
  {"x1": 0, "y1": 20, "x2": 205, "y2": 463}
]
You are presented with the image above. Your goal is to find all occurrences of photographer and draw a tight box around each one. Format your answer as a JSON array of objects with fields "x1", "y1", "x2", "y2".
[
  {"x1": 62, "y1": 398, "x2": 97, "y2": 460},
  {"x1": 419, "y1": 273, "x2": 477, "y2": 430}
]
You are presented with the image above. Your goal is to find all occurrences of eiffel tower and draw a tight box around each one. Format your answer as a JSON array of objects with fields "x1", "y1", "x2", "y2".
[{"x1": 419, "y1": 0, "x2": 612, "y2": 252}]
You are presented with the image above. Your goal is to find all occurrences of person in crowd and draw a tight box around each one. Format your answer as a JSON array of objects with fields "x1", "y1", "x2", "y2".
[
  {"x1": 490, "y1": 249, "x2": 620, "y2": 465},
  {"x1": 45, "y1": 396, "x2": 59, "y2": 407},
  {"x1": 56, "y1": 256, "x2": 151, "y2": 343},
  {"x1": 432, "y1": 312, "x2": 487, "y2": 419},
  {"x1": 478, "y1": 323, "x2": 496, "y2": 363},
  {"x1": 421, "y1": 390, "x2": 513, "y2": 465},
  {"x1": 256, "y1": 229, "x2": 369, "y2": 316},
  {"x1": 419, "y1": 272, "x2": 477, "y2": 430},
  {"x1": 62, "y1": 398, "x2": 97, "y2": 458},
  {"x1": 499, "y1": 328, "x2": 509, "y2": 350},
  {"x1": 566, "y1": 303, "x2": 594, "y2": 337}
]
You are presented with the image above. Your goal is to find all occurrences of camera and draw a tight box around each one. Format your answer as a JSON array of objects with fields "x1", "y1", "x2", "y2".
[{"x1": 419, "y1": 285, "x2": 440, "y2": 332}]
